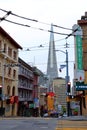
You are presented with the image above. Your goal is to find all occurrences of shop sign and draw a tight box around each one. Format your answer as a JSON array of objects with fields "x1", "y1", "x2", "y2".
[
  {"x1": 76, "y1": 35, "x2": 83, "y2": 70},
  {"x1": 76, "y1": 82, "x2": 87, "y2": 90}
]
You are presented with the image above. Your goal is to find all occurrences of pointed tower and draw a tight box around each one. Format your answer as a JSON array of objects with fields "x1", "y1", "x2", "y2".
[{"x1": 47, "y1": 24, "x2": 58, "y2": 82}]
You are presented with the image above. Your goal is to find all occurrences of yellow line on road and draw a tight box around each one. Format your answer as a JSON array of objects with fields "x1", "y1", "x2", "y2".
[
  {"x1": 56, "y1": 128, "x2": 87, "y2": 130},
  {"x1": 56, "y1": 119, "x2": 87, "y2": 130}
]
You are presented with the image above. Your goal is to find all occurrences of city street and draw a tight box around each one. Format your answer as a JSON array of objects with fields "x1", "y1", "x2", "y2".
[
  {"x1": 0, "y1": 116, "x2": 87, "y2": 130},
  {"x1": 0, "y1": 117, "x2": 57, "y2": 130},
  {"x1": 56, "y1": 118, "x2": 87, "y2": 130}
]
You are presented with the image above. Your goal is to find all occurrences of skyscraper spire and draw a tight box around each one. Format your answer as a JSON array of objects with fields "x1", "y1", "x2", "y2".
[{"x1": 47, "y1": 24, "x2": 58, "y2": 81}]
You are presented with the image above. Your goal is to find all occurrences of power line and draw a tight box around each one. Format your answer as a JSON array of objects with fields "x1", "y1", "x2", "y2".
[
  {"x1": 4, "y1": 19, "x2": 69, "y2": 36},
  {"x1": 0, "y1": 11, "x2": 11, "y2": 22},
  {"x1": 0, "y1": 8, "x2": 80, "y2": 39},
  {"x1": 0, "y1": 8, "x2": 72, "y2": 30},
  {"x1": 3, "y1": 18, "x2": 78, "y2": 39},
  {"x1": 0, "y1": 8, "x2": 83, "y2": 45}
]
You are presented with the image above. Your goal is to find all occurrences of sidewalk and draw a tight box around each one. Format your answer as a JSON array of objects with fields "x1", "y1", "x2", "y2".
[{"x1": 59, "y1": 115, "x2": 87, "y2": 121}]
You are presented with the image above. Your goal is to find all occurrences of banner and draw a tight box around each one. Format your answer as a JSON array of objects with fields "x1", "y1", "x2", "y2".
[{"x1": 76, "y1": 35, "x2": 83, "y2": 70}]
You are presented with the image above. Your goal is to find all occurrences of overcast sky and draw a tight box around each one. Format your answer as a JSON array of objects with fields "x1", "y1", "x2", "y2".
[{"x1": 0, "y1": 0, "x2": 87, "y2": 84}]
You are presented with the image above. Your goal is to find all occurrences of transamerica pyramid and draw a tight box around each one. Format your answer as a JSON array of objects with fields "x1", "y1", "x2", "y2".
[{"x1": 47, "y1": 24, "x2": 58, "y2": 82}]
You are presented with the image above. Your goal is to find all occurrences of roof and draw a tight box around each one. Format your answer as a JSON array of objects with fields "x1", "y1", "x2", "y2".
[
  {"x1": 78, "y1": 20, "x2": 87, "y2": 25},
  {"x1": 0, "y1": 26, "x2": 22, "y2": 49},
  {"x1": 54, "y1": 77, "x2": 65, "y2": 80},
  {"x1": 18, "y1": 57, "x2": 32, "y2": 70}
]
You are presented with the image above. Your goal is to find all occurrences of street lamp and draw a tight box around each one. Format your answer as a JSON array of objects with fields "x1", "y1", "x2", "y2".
[{"x1": 55, "y1": 49, "x2": 70, "y2": 116}]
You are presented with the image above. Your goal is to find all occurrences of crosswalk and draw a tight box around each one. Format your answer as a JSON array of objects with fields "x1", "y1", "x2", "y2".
[{"x1": 55, "y1": 120, "x2": 87, "y2": 130}]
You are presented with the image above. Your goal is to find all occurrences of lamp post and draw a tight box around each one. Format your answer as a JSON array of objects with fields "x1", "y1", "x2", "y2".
[{"x1": 55, "y1": 49, "x2": 70, "y2": 116}]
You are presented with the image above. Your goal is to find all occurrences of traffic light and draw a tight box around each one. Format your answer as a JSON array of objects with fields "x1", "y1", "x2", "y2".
[
  {"x1": 67, "y1": 82, "x2": 71, "y2": 93},
  {"x1": 0, "y1": 85, "x2": 2, "y2": 100}
]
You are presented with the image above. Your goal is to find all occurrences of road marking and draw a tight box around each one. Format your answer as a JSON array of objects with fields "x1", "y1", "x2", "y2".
[
  {"x1": 40, "y1": 126, "x2": 48, "y2": 128},
  {"x1": 56, "y1": 128, "x2": 87, "y2": 130}
]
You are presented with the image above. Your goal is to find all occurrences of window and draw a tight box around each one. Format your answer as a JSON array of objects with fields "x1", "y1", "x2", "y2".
[
  {"x1": 13, "y1": 50, "x2": 17, "y2": 60},
  {"x1": 0, "y1": 62, "x2": 1, "y2": 73},
  {"x1": 13, "y1": 69, "x2": 16, "y2": 79},
  {"x1": 8, "y1": 47, "x2": 12, "y2": 57},
  {"x1": 0, "y1": 40, "x2": 2, "y2": 51},
  {"x1": 4, "y1": 43, "x2": 7, "y2": 53},
  {"x1": 4, "y1": 64, "x2": 6, "y2": 76},
  {"x1": 8, "y1": 67, "x2": 11, "y2": 76},
  {"x1": 12, "y1": 86, "x2": 15, "y2": 96},
  {"x1": 7, "y1": 86, "x2": 10, "y2": 96}
]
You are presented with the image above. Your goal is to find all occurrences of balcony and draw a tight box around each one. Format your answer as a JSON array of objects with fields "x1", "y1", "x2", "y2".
[{"x1": 19, "y1": 96, "x2": 33, "y2": 101}]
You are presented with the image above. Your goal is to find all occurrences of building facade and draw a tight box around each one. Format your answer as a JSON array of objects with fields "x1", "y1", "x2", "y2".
[
  {"x1": 77, "y1": 12, "x2": 87, "y2": 116},
  {"x1": 72, "y1": 12, "x2": 87, "y2": 116},
  {"x1": 32, "y1": 67, "x2": 40, "y2": 116},
  {"x1": 18, "y1": 58, "x2": 34, "y2": 116},
  {"x1": 52, "y1": 77, "x2": 66, "y2": 112},
  {"x1": 0, "y1": 26, "x2": 22, "y2": 116}
]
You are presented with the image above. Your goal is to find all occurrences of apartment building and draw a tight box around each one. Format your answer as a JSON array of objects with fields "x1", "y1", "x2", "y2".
[
  {"x1": 0, "y1": 26, "x2": 22, "y2": 116},
  {"x1": 18, "y1": 58, "x2": 34, "y2": 116}
]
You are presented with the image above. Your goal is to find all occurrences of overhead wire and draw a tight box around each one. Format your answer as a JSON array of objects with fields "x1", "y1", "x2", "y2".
[
  {"x1": 0, "y1": 8, "x2": 76, "y2": 73},
  {"x1": 0, "y1": 11, "x2": 11, "y2": 22},
  {"x1": 0, "y1": 8, "x2": 72, "y2": 30},
  {"x1": 3, "y1": 19, "x2": 69, "y2": 36},
  {"x1": 0, "y1": 8, "x2": 81, "y2": 40},
  {"x1": 0, "y1": 8, "x2": 85, "y2": 38}
]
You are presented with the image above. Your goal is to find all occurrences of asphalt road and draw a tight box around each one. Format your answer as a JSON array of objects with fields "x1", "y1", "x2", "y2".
[
  {"x1": 56, "y1": 118, "x2": 87, "y2": 130},
  {"x1": 0, "y1": 117, "x2": 87, "y2": 130},
  {"x1": 0, "y1": 117, "x2": 57, "y2": 130}
]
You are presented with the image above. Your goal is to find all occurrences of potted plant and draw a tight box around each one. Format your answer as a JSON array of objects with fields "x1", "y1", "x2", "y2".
[{"x1": 74, "y1": 108, "x2": 78, "y2": 115}]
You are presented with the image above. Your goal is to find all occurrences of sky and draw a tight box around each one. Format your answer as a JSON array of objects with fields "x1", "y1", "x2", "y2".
[{"x1": 0, "y1": 0, "x2": 87, "y2": 85}]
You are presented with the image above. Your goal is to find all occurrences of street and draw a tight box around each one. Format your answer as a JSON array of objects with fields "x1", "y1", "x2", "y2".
[
  {"x1": 0, "y1": 117, "x2": 87, "y2": 130},
  {"x1": 0, "y1": 117, "x2": 57, "y2": 130},
  {"x1": 56, "y1": 118, "x2": 87, "y2": 130}
]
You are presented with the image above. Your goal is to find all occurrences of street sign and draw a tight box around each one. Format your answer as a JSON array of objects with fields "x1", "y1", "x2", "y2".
[{"x1": 76, "y1": 82, "x2": 87, "y2": 90}]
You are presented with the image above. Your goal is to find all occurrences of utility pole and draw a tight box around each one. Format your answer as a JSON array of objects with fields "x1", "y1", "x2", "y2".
[
  {"x1": 55, "y1": 49, "x2": 70, "y2": 116},
  {"x1": 65, "y1": 50, "x2": 70, "y2": 116}
]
